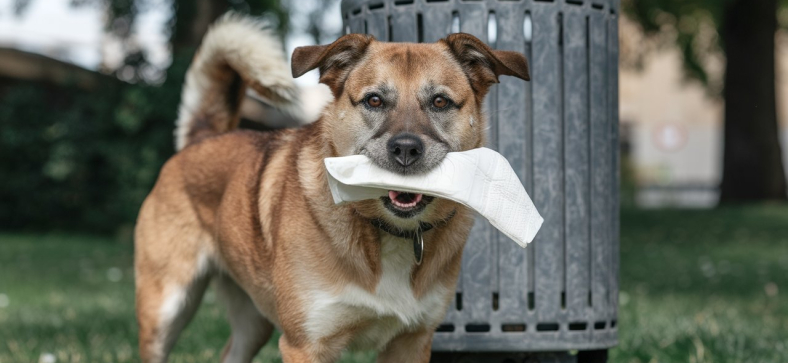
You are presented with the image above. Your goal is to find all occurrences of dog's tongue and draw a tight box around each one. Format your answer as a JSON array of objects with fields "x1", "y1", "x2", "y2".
[{"x1": 389, "y1": 190, "x2": 423, "y2": 208}]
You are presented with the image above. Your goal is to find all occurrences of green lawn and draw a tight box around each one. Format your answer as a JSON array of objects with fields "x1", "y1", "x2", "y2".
[{"x1": 1, "y1": 206, "x2": 787, "y2": 362}]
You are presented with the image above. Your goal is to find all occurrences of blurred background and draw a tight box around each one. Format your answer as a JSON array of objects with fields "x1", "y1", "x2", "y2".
[{"x1": 0, "y1": 0, "x2": 786, "y2": 362}]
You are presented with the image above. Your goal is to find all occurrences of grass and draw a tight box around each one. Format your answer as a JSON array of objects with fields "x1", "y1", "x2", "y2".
[
  {"x1": 1, "y1": 206, "x2": 787, "y2": 362},
  {"x1": 612, "y1": 206, "x2": 788, "y2": 363}
]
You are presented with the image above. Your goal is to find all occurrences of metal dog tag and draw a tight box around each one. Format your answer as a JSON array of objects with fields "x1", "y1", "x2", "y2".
[{"x1": 413, "y1": 229, "x2": 424, "y2": 265}]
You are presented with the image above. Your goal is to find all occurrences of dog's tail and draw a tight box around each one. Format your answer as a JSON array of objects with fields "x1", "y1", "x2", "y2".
[{"x1": 174, "y1": 13, "x2": 303, "y2": 151}]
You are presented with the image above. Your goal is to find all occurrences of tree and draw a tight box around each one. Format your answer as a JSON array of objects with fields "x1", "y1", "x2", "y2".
[
  {"x1": 1, "y1": 0, "x2": 288, "y2": 232},
  {"x1": 624, "y1": 0, "x2": 788, "y2": 203}
]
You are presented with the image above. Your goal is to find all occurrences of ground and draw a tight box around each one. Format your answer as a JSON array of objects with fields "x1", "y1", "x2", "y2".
[{"x1": 1, "y1": 206, "x2": 786, "y2": 362}]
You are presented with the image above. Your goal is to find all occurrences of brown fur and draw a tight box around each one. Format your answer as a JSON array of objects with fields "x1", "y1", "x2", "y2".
[{"x1": 135, "y1": 29, "x2": 529, "y2": 363}]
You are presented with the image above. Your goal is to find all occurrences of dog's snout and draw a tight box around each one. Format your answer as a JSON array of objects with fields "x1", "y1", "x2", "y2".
[{"x1": 387, "y1": 133, "x2": 424, "y2": 167}]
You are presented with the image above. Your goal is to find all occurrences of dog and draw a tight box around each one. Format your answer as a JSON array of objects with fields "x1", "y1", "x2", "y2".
[{"x1": 135, "y1": 14, "x2": 529, "y2": 363}]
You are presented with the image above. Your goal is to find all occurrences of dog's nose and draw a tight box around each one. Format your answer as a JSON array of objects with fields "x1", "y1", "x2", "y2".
[{"x1": 387, "y1": 133, "x2": 424, "y2": 167}]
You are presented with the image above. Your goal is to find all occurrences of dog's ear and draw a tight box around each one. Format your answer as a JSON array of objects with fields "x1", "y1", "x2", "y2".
[
  {"x1": 441, "y1": 33, "x2": 530, "y2": 99},
  {"x1": 292, "y1": 34, "x2": 375, "y2": 98}
]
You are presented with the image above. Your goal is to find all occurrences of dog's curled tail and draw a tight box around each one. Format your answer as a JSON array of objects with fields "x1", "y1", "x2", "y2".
[{"x1": 174, "y1": 13, "x2": 303, "y2": 151}]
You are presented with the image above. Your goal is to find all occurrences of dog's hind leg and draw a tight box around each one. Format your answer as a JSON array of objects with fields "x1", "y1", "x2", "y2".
[
  {"x1": 216, "y1": 274, "x2": 274, "y2": 363},
  {"x1": 136, "y1": 267, "x2": 211, "y2": 363},
  {"x1": 135, "y1": 201, "x2": 215, "y2": 363},
  {"x1": 136, "y1": 251, "x2": 212, "y2": 363}
]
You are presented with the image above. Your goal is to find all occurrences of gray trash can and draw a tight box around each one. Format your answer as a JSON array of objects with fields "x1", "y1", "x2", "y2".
[{"x1": 341, "y1": 1, "x2": 620, "y2": 361}]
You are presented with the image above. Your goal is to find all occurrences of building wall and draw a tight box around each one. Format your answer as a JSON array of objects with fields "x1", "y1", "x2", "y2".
[{"x1": 619, "y1": 21, "x2": 788, "y2": 206}]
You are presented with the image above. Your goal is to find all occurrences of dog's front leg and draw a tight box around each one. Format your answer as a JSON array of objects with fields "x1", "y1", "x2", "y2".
[
  {"x1": 278, "y1": 334, "x2": 344, "y2": 363},
  {"x1": 377, "y1": 329, "x2": 434, "y2": 363}
]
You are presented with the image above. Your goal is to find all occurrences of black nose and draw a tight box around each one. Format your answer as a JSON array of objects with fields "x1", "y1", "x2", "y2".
[{"x1": 387, "y1": 133, "x2": 424, "y2": 167}]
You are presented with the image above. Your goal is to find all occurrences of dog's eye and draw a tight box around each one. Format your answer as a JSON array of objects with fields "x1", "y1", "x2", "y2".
[
  {"x1": 432, "y1": 96, "x2": 448, "y2": 109},
  {"x1": 366, "y1": 95, "x2": 383, "y2": 108}
]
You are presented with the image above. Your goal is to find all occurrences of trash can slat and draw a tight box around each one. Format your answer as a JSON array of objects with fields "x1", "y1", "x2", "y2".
[
  {"x1": 562, "y1": 9, "x2": 591, "y2": 321},
  {"x1": 422, "y1": 5, "x2": 452, "y2": 42},
  {"x1": 531, "y1": 3, "x2": 564, "y2": 322},
  {"x1": 495, "y1": 8, "x2": 530, "y2": 319},
  {"x1": 457, "y1": 5, "x2": 485, "y2": 39},
  {"x1": 589, "y1": 9, "x2": 610, "y2": 315},
  {"x1": 366, "y1": 9, "x2": 389, "y2": 40},
  {"x1": 608, "y1": 8, "x2": 621, "y2": 324},
  {"x1": 348, "y1": 16, "x2": 365, "y2": 34},
  {"x1": 390, "y1": 11, "x2": 418, "y2": 42},
  {"x1": 455, "y1": 4, "x2": 493, "y2": 325}
]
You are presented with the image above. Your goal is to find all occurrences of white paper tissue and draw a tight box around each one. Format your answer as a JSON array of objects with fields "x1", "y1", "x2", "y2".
[{"x1": 324, "y1": 147, "x2": 543, "y2": 248}]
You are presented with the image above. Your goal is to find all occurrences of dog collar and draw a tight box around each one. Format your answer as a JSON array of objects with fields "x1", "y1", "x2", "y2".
[{"x1": 368, "y1": 210, "x2": 457, "y2": 265}]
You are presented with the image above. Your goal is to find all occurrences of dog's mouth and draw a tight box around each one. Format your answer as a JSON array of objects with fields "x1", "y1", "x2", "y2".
[
  {"x1": 389, "y1": 191, "x2": 423, "y2": 208},
  {"x1": 381, "y1": 191, "x2": 434, "y2": 218}
]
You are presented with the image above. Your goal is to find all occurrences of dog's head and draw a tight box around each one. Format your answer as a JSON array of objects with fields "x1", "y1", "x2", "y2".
[{"x1": 293, "y1": 33, "x2": 529, "y2": 225}]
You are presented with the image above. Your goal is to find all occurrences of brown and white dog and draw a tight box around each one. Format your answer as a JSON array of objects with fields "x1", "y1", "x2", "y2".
[{"x1": 135, "y1": 14, "x2": 529, "y2": 363}]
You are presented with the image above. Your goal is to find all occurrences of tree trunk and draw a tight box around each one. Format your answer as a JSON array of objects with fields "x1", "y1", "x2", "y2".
[
  {"x1": 719, "y1": 0, "x2": 787, "y2": 202},
  {"x1": 171, "y1": 0, "x2": 229, "y2": 56}
]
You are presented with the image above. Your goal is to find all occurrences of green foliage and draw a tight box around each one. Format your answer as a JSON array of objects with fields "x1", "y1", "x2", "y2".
[
  {"x1": 1, "y1": 0, "x2": 290, "y2": 233},
  {"x1": 0, "y1": 55, "x2": 191, "y2": 232},
  {"x1": 622, "y1": 0, "x2": 730, "y2": 87},
  {"x1": 2, "y1": 207, "x2": 787, "y2": 361},
  {"x1": 623, "y1": 0, "x2": 787, "y2": 89}
]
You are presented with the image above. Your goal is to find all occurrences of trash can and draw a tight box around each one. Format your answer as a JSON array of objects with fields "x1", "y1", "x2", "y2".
[{"x1": 341, "y1": 0, "x2": 620, "y2": 361}]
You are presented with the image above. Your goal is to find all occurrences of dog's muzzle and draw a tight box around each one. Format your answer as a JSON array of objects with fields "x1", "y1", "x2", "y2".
[{"x1": 387, "y1": 133, "x2": 424, "y2": 168}]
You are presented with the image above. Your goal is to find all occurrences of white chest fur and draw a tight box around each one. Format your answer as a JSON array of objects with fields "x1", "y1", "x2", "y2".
[{"x1": 304, "y1": 235, "x2": 448, "y2": 350}]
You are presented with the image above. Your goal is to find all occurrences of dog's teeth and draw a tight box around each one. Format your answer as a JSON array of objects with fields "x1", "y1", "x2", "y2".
[{"x1": 387, "y1": 191, "x2": 424, "y2": 210}]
